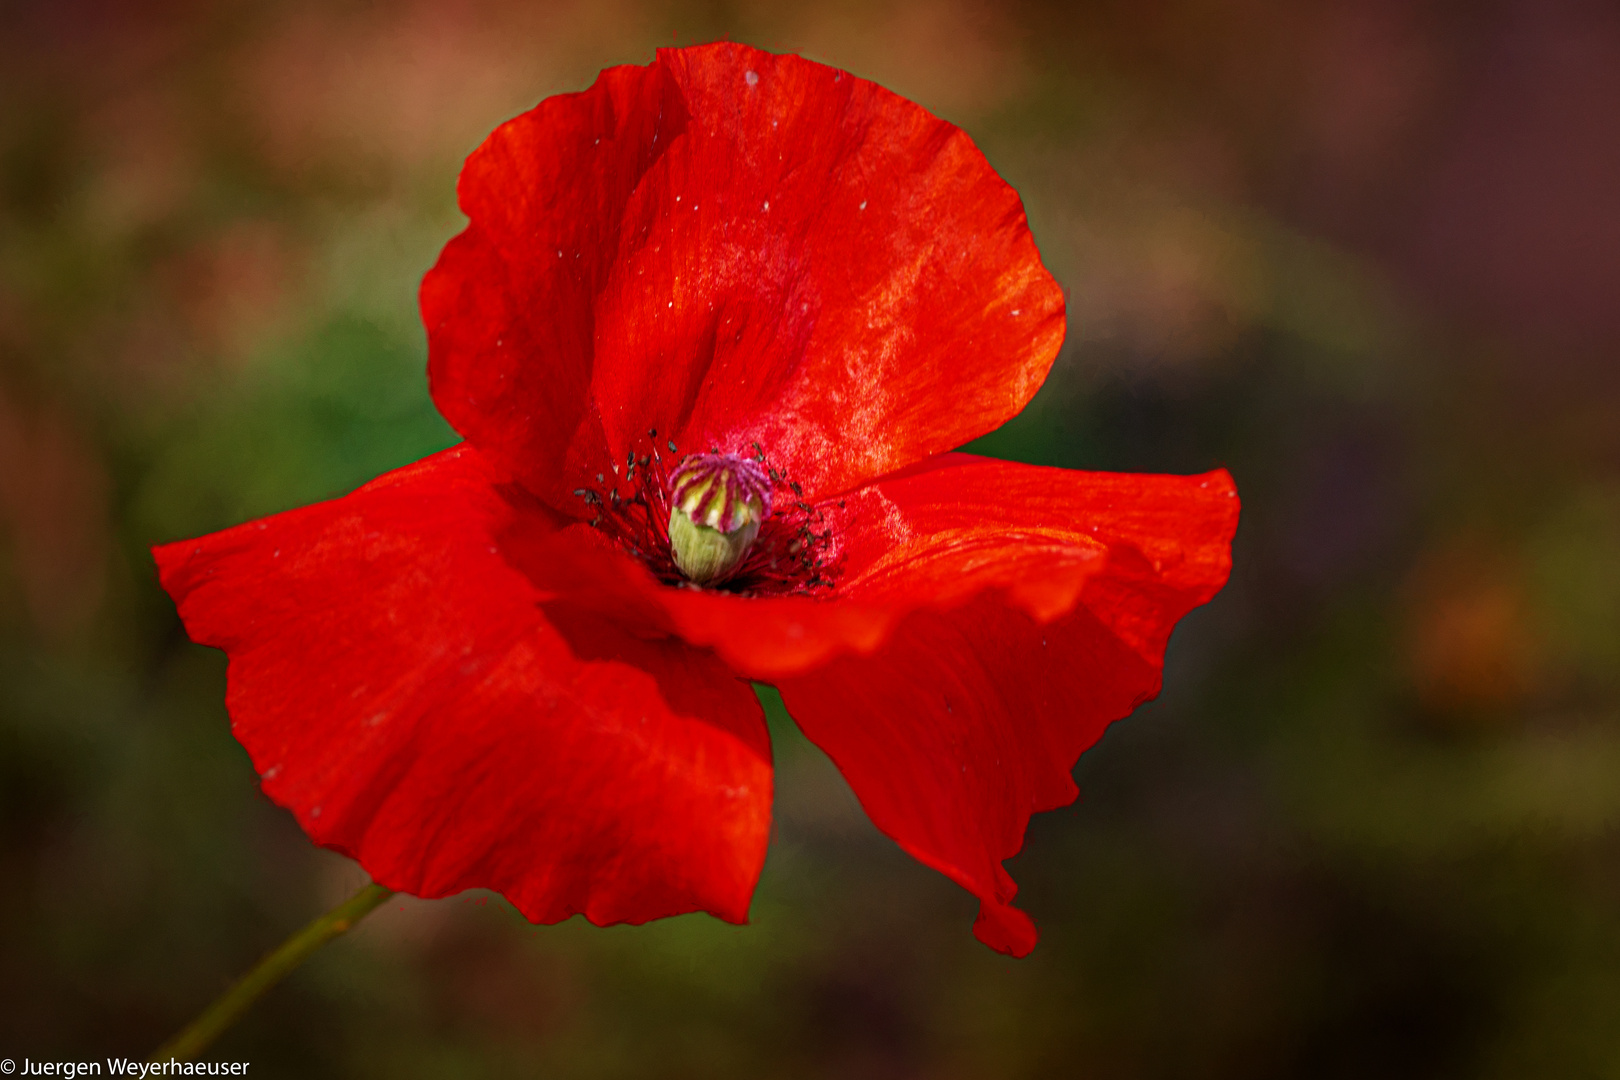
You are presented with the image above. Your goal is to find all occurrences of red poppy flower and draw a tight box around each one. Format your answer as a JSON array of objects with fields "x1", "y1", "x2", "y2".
[{"x1": 154, "y1": 42, "x2": 1238, "y2": 957}]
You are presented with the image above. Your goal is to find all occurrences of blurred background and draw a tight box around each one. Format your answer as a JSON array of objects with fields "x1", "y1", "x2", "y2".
[{"x1": 2, "y1": 0, "x2": 1618, "y2": 1075}]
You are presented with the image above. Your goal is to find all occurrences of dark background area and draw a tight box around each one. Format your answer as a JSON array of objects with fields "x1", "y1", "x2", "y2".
[{"x1": 2, "y1": 0, "x2": 1618, "y2": 1076}]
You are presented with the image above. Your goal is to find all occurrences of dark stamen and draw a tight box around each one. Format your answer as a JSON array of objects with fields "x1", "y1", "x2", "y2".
[{"x1": 572, "y1": 433, "x2": 839, "y2": 597}]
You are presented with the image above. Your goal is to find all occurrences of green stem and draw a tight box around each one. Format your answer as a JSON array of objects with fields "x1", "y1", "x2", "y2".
[{"x1": 152, "y1": 882, "x2": 395, "y2": 1062}]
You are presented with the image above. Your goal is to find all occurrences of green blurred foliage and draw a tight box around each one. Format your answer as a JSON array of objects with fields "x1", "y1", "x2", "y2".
[{"x1": 1, "y1": 1, "x2": 1618, "y2": 1077}]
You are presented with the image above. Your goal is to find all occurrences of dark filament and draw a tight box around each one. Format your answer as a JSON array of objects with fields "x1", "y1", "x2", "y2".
[{"x1": 572, "y1": 430, "x2": 839, "y2": 596}]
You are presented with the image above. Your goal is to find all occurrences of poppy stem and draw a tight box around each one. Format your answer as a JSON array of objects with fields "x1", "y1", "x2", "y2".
[{"x1": 151, "y1": 882, "x2": 395, "y2": 1062}]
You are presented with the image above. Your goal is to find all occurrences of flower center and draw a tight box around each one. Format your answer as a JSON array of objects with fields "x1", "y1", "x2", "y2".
[
  {"x1": 573, "y1": 431, "x2": 837, "y2": 596},
  {"x1": 666, "y1": 453, "x2": 772, "y2": 584}
]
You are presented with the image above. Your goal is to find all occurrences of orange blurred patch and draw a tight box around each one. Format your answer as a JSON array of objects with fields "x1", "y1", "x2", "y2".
[
  {"x1": 82, "y1": 86, "x2": 196, "y2": 236},
  {"x1": 163, "y1": 220, "x2": 301, "y2": 362},
  {"x1": 236, "y1": 0, "x2": 625, "y2": 182},
  {"x1": 0, "y1": 389, "x2": 109, "y2": 639},
  {"x1": 1404, "y1": 538, "x2": 1542, "y2": 716}
]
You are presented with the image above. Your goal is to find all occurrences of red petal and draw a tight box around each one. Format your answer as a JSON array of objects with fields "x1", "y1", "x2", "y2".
[
  {"x1": 424, "y1": 42, "x2": 1064, "y2": 509},
  {"x1": 497, "y1": 521, "x2": 896, "y2": 678},
  {"x1": 769, "y1": 461, "x2": 1238, "y2": 955},
  {"x1": 831, "y1": 454, "x2": 1241, "y2": 661},
  {"x1": 422, "y1": 63, "x2": 685, "y2": 510},
  {"x1": 510, "y1": 456, "x2": 1236, "y2": 685},
  {"x1": 153, "y1": 446, "x2": 772, "y2": 927}
]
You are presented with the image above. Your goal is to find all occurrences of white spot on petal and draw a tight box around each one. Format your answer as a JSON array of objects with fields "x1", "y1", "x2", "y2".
[{"x1": 745, "y1": 70, "x2": 758, "y2": 86}]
